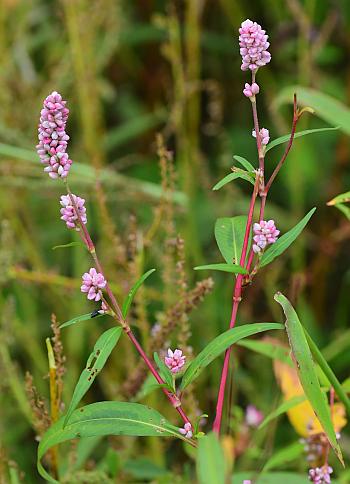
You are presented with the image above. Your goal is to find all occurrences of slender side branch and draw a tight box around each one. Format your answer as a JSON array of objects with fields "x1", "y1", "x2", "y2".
[{"x1": 64, "y1": 180, "x2": 191, "y2": 425}]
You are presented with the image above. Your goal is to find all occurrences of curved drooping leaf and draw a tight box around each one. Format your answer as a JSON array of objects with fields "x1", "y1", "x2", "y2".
[
  {"x1": 180, "y1": 323, "x2": 283, "y2": 391},
  {"x1": 212, "y1": 170, "x2": 254, "y2": 191},
  {"x1": 259, "y1": 395, "x2": 306, "y2": 430},
  {"x1": 262, "y1": 441, "x2": 304, "y2": 472},
  {"x1": 52, "y1": 241, "x2": 85, "y2": 250},
  {"x1": 197, "y1": 433, "x2": 225, "y2": 484},
  {"x1": 64, "y1": 327, "x2": 123, "y2": 426},
  {"x1": 274, "y1": 85, "x2": 350, "y2": 136},
  {"x1": 214, "y1": 216, "x2": 250, "y2": 265},
  {"x1": 194, "y1": 263, "x2": 247, "y2": 274},
  {"x1": 38, "y1": 402, "x2": 184, "y2": 483},
  {"x1": 333, "y1": 203, "x2": 350, "y2": 220},
  {"x1": 274, "y1": 292, "x2": 343, "y2": 464},
  {"x1": 122, "y1": 269, "x2": 156, "y2": 318},
  {"x1": 327, "y1": 190, "x2": 350, "y2": 206},
  {"x1": 266, "y1": 126, "x2": 339, "y2": 153},
  {"x1": 260, "y1": 208, "x2": 316, "y2": 268},
  {"x1": 60, "y1": 312, "x2": 104, "y2": 329},
  {"x1": 154, "y1": 352, "x2": 174, "y2": 391},
  {"x1": 236, "y1": 338, "x2": 293, "y2": 366},
  {"x1": 303, "y1": 329, "x2": 350, "y2": 416},
  {"x1": 233, "y1": 155, "x2": 255, "y2": 172}
]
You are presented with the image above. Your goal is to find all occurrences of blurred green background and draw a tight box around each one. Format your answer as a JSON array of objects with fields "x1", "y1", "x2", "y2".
[{"x1": 1, "y1": 0, "x2": 350, "y2": 482}]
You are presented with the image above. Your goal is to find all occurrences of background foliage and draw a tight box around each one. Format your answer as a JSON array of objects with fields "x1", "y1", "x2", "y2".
[{"x1": 1, "y1": 0, "x2": 350, "y2": 482}]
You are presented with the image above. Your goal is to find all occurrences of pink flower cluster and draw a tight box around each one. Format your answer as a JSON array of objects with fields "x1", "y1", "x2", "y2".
[
  {"x1": 81, "y1": 268, "x2": 106, "y2": 302},
  {"x1": 164, "y1": 348, "x2": 186, "y2": 374},
  {"x1": 308, "y1": 465, "x2": 333, "y2": 483},
  {"x1": 239, "y1": 19, "x2": 271, "y2": 71},
  {"x1": 252, "y1": 128, "x2": 270, "y2": 145},
  {"x1": 243, "y1": 82, "x2": 260, "y2": 98},
  {"x1": 36, "y1": 91, "x2": 72, "y2": 179},
  {"x1": 245, "y1": 405, "x2": 264, "y2": 427},
  {"x1": 179, "y1": 422, "x2": 193, "y2": 439},
  {"x1": 253, "y1": 220, "x2": 280, "y2": 253},
  {"x1": 60, "y1": 194, "x2": 87, "y2": 230}
]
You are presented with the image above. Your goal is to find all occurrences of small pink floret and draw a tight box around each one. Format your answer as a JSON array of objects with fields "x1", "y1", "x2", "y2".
[
  {"x1": 164, "y1": 348, "x2": 186, "y2": 374},
  {"x1": 81, "y1": 268, "x2": 107, "y2": 302},
  {"x1": 179, "y1": 422, "x2": 193, "y2": 438},
  {"x1": 60, "y1": 194, "x2": 87, "y2": 230},
  {"x1": 245, "y1": 405, "x2": 264, "y2": 427},
  {"x1": 252, "y1": 127, "x2": 270, "y2": 145},
  {"x1": 243, "y1": 82, "x2": 260, "y2": 98},
  {"x1": 253, "y1": 219, "x2": 280, "y2": 254},
  {"x1": 308, "y1": 465, "x2": 333, "y2": 483},
  {"x1": 239, "y1": 19, "x2": 271, "y2": 71}
]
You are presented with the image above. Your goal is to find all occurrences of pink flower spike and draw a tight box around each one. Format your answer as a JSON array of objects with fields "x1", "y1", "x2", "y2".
[
  {"x1": 179, "y1": 422, "x2": 193, "y2": 438},
  {"x1": 308, "y1": 465, "x2": 333, "y2": 483},
  {"x1": 36, "y1": 91, "x2": 73, "y2": 179},
  {"x1": 60, "y1": 194, "x2": 87, "y2": 231},
  {"x1": 245, "y1": 405, "x2": 264, "y2": 427},
  {"x1": 253, "y1": 219, "x2": 279, "y2": 254},
  {"x1": 239, "y1": 19, "x2": 271, "y2": 71},
  {"x1": 252, "y1": 127, "x2": 270, "y2": 145},
  {"x1": 164, "y1": 348, "x2": 186, "y2": 374},
  {"x1": 81, "y1": 268, "x2": 107, "y2": 302},
  {"x1": 243, "y1": 82, "x2": 260, "y2": 98}
]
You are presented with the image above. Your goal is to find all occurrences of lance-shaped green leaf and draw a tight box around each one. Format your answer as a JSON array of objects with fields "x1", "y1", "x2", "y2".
[
  {"x1": 180, "y1": 323, "x2": 283, "y2": 391},
  {"x1": 259, "y1": 395, "x2": 306, "y2": 430},
  {"x1": 266, "y1": 126, "x2": 339, "y2": 153},
  {"x1": 274, "y1": 292, "x2": 343, "y2": 464},
  {"x1": 122, "y1": 269, "x2": 156, "y2": 318},
  {"x1": 260, "y1": 207, "x2": 316, "y2": 268},
  {"x1": 327, "y1": 190, "x2": 350, "y2": 206},
  {"x1": 38, "y1": 401, "x2": 185, "y2": 483},
  {"x1": 303, "y1": 328, "x2": 350, "y2": 416},
  {"x1": 197, "y1": 432, "x2": 225, "y2": 484},
  {"x1": 213, "y1": 170, "x2": 254, "y2": 191},
  {"x1": 60, "y1": 312, "x2": 104, "y2": 329},
  {"x1": 236, "y1": 338, "x2": 293, "y2": 366},
  {"x1": 194, "y1": 263, "x2": 248, "y2": 274},
  {"x1": 214, "y1": 216, "x2": 250, "y2": 264},
  {"x1": 233, "y1": 155, "x2": 255, "y2": 172},
  {"x1": 154, "y1": 352, "x2": 175, "y2": 391},
  {"x1": 64, "y1": 327, "x2": 123, "y2": 426},
  {"x1": 52, "y1": 241, "x2": 85, "y2": 250},
  {"x1": 262, "y1": 441, "x2": 304, "y2": 472},
  {"x1": 333, "y1": 203, "x2": 350, "y2": 220}
]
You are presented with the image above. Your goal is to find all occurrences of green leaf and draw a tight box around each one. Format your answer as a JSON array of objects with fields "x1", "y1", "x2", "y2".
[
  {"x1": 214, "y1": 216, "x2": 250, "y2": 264},
  {"x1": 37, "y1": 401, "x2": 183, "y2": 483},
  {"x1": 236, "y1": 338, "x2": 293, "y2": 366},
  {"x1": 122, "y1": 269, "x2": 156, "y2": 318},
  {"x1": 180, "y1": 323, "x2": 283, "y2": 391},
  {"x1": 333, "y1": 203, "x2": 350, "y2": 221},
  {"x1": 262, "y1": 441, "x2": 304, "y2": 472},
  {"x1": 194, "y1": 263, "x2": 248, "y2": 275},
  {"x1": 212, "y1": 171, "x2": 254, "y2": 190},
  {"x1": 64, "y1": 327, "x2": 123, "y2": 426},
  {"x1": 274, "y1": 86, "x2": 350, "y2": 136},
  {"x1": 259, "y1": 395, "x2": 306, "y2": 430},
  {"x1": 59, "y1": 312, "x2": 104, "y2": 329},
  {"x1": 52, "y1": 241, "x2": 85, "y2": 250},
  {"x1": 154, "y1": 352, "x2": 174, "y2": 391},
  {"x1": 327, "y1": 190, "x2": 350, "y2": 206},
  {"x1": 233, "y1": 155, "x2": 255, "y2": 172},
  {"x1": 303, "y1": 329, "x2": 350, "y2": 416},
  {"x1": 232, "y1": 471, "x2": 310, "y2": 484},
  {"x1": 197, "y1": 433, "x2": 225, "y2": 484},
  {"x1": 274, "y1": 292, "x2": 343, "y2": 464},
  {"x1": 266, "y1": 126, "x2": 339, "y2": 153},
  {"x1": 260, "y1": 207, "x2": 316, "y2": 268}
]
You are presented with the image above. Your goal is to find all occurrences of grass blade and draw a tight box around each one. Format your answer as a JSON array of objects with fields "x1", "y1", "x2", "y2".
[{"x1": 122, "y1": 269, "x2": 156, "y2": 318}]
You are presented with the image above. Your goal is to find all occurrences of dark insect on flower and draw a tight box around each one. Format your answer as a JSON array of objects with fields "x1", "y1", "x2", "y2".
[{"x1": 90, "y1": 310, "x2": 100, "y2": 318}]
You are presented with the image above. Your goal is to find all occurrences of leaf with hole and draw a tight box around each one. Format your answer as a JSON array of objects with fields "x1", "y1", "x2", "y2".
[
  {"x1": 38, "y1": 401, "x2": 184, "y2": 483},
  {"x1": 194, "y1": 263, "x2": 248, "y2": 274},
  {"x1": 215, "y1": 216, "x2": 251, "y2": 265},
  {"x1": 274, "y1": 292, "x2": 343, "y2": 464},
  {"x1": 64, "y1": 327, "x2": 123, "y2": 426},
  {"x1": 180, "y1": 323, "x2": 283, "y2": 391},
  {"x1": 122, "y1": 269, "x2": 156, "y2": 318},
  {"x1": 260, "y1": 208, "x2": 316, "y2": 268}
]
